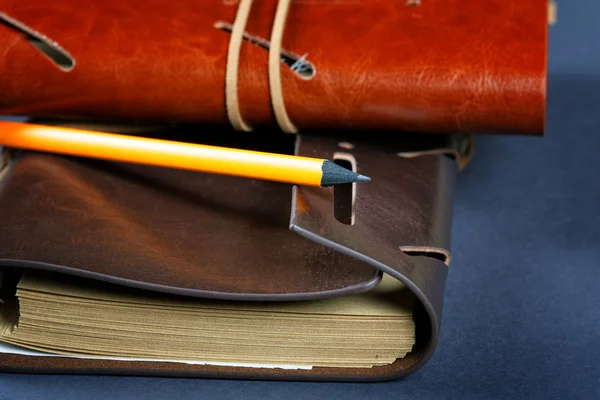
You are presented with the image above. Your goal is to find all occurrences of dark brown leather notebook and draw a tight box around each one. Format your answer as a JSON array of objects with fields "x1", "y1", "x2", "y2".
[{"x1": 0, "y1": 124, "x2": 469, "y2": 381}]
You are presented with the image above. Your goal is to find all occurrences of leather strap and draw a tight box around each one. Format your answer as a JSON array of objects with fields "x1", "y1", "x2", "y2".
[
  {"x1": 225, "y1": 0, "x2": 253, "y2": 132},
  {"x1": 225, "y1": 0, "x2": 297, "y2": 133},
  {"x1": 268, "y1": 0, "x2": 297, "y2": 133}
]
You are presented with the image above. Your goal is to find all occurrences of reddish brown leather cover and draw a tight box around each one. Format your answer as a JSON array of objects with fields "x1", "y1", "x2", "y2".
[
  {"x1": 0, "y1": 125, "x2": 461, "y2": 381},
  {"x1": 0, "y1": 0, "x2": 547, "y2": 134}
]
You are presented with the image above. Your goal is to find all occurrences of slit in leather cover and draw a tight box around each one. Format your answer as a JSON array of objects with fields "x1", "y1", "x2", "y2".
[
  {"x1": 0, "y1": 12, "x2": 74, "y2": 71},
  {"x1": 332, "y1": 154, "x2": 356, "y2": 226}
]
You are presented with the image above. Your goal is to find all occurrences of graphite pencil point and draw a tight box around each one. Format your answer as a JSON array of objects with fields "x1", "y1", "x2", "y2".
[{"x1": 320, "y1": 160, "x2": 372, "y2": 187}]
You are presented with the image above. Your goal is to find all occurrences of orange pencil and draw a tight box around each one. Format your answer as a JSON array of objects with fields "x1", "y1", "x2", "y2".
[{"x1": 0, "y1": 121, "x2": 370, "y2": 187}]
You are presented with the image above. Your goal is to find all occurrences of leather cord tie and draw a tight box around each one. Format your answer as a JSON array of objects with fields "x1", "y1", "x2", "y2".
[{"x1": 225, "y1": 0, "x2": 298, "y2": 133}]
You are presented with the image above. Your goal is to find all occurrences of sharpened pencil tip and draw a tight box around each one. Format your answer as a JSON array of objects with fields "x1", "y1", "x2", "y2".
[
  {"x1": 356, "y1": 174, "x2": 371, "y2": 182},
  {"x1": 320, "y1": 160, "x2": 372, "y2": 186}
]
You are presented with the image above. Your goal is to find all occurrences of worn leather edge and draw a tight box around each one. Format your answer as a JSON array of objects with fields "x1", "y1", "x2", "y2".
[{"x1": 0, "y1": 258, "x2": 381, "y2": 301}]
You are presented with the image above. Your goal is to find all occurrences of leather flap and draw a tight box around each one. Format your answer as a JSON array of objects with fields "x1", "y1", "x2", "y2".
[{"x1": 0, "y1": 127, "x2": 385, "y2": 300}]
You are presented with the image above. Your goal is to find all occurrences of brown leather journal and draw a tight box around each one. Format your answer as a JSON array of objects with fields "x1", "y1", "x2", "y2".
[
  {"x1": 0, "y1": 0, "x2": 546, "y2": 382},
  {"x1": 0, "y1": 124, "x2": 468, "y2": 381},
  {"x1": 0, "y1": 0, "x2": 547, "y2": 135}
]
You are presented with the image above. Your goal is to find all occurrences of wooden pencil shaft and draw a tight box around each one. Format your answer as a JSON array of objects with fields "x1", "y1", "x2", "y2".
[{"x1": 0, "y1": 122, "x2": 324, "y2": 186}]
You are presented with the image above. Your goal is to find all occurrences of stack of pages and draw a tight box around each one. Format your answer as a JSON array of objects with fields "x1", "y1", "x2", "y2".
[{"x1": 0, "y1": 272, "x2": 415, "y2": 368}]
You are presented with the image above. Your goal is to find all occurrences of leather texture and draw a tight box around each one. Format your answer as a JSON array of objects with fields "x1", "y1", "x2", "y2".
[
  {"x1": 0, "y1": 0, "x2": 547, "y2": 134},
  {"x1": 0, "y1": 128, "x2": 383, "y2": 300},
  {"x1": 0, "y1": 125, "x2": 459, "y2": 381}
]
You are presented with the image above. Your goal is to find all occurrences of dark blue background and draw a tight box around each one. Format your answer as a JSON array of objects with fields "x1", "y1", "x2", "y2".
[{"x1": 1, "y1": 1, "x2": 598, "y2": 398}]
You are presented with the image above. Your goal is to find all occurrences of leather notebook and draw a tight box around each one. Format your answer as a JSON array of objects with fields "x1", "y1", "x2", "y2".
[
  {"x1": 0, "y1": 0, "x2": 547, "y2": 135},
  {"x1": 0, "y1": 124, "x2": 471, "y2": 381},
  {"x1": 0, "y1": 0, "x2": 547, "y2": 382}
]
